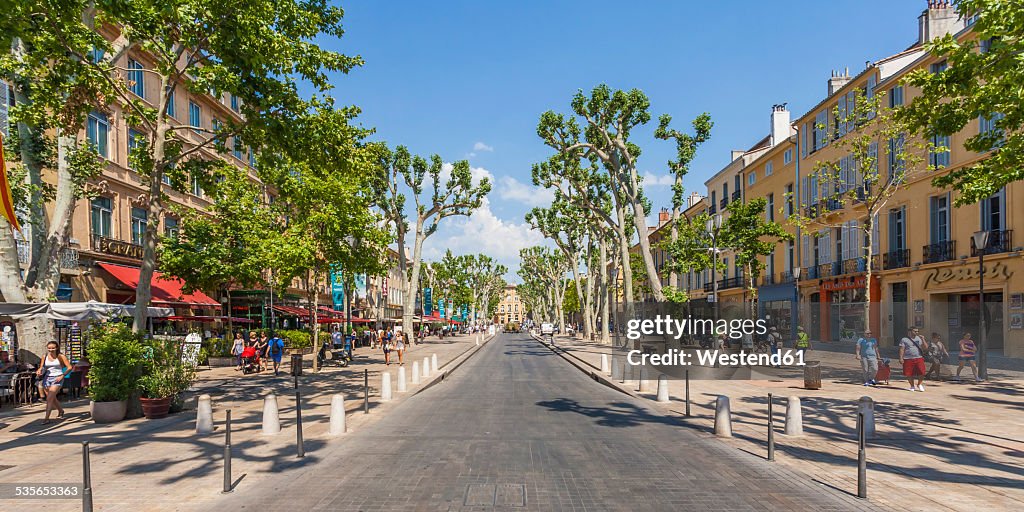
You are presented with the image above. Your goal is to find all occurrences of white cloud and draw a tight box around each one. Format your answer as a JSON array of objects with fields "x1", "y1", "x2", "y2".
[
  {"x1": 435, "y1": 163, "x2": 494, "y2": 188},
  {"x1": 473, "y1": 141, "x2": 494, "y2": 152},
  {"x1": 497, "y1": 176, "x2": 555, "y2": 207},
  {"x1": 421, "y1": 197, "x2": 545, "y2": 278},
  {"x1": 642, "y1": 171, "x2": 675, "y2": 186}
]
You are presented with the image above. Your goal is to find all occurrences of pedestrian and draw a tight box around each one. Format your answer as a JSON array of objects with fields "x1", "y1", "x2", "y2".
[
  {"x1": 898, "y1": 327, "x2": 929, "y2": 392},
  {"x1": 855, "y1": 330, "x2": 881, "y2": 386},
  {"x1": 955, "y1": 332, "x2": 981, "y2": 382},
  {"x1": 267, "y1": 333, "x2": 285, "y2": 376},
  {"x1": 395, "y1": 331, "x2": 406, "y2": 366},
  {"x1": 36, "y1": 341, "x2": 70, "y2": 424},
  {"x1": 925, "y1": 332, "x2": 949, "y2": 381},
  {"x1": 768, "y1": 327, "x2": 783, "y2": 367},
  {"x1": 331, "y1": 328, "x2": 342, "y2": 350},
  {"x1": 255, "y1": 332, "x2": 269, "y2": 372},
  {"x1": 232, "y1": 332, "x2": 245, "y2": 371},
  {"x1": 795, "y1": 326, "x2": 811, "y2": 354},
  {"x1": 382, "y1": 331, "x2": 393, "y2": 365}
]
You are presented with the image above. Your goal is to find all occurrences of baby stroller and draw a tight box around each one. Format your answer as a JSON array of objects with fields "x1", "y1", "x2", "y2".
[
  {"x1": 240, "y1": 346, "x2": 260, "y2": 374},
  {"x1": 876, "y1": 357, "x2": 892, "y2": 385}
]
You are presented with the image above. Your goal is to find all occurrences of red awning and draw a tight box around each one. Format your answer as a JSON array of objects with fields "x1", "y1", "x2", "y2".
[
  {"x1": 165, "y1": 315, "x2": 255, "y2": 323},
  {"x1": 272, "y1": 305, "x2": 310, "y2": 317},
  {"x1": 97, "y1": 263, "x2": 219, "y2": 306}
]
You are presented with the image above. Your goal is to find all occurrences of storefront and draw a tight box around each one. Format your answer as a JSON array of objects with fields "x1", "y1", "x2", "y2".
[
  {"x1": 818, "y1": 275, "x2": 881, "y2": 343},
  {"x1": 758, "y1": 282, "x2": 797, "y2": 340}
]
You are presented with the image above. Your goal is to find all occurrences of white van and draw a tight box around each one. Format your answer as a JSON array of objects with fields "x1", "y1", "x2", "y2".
[{"x1": 540, "y1": 323, "x2": 555, "y2": 335}]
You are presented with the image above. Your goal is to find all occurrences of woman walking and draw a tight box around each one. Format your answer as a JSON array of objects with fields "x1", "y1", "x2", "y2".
[
  {"x1": 382, "y1": 330, "x2": 393, "y2": 366},
  {"x1": 955, "y1": 332, "x2": 981, "y2": 382},
  {"x1": 925, "y1": 332, "x2": 949, "y2": 380},
  {"x1": 395, "y1": 331, "x2": 406, "y2": 366},
  {"x1": 36, "y1": 341, "x2": 71, "y2": 424},
  {"x1": 232, "y1": 332, "x2": 246, "y2": 371},
  {"x1": 255, "y1": 332, "x2": 269, "y2": 372}
]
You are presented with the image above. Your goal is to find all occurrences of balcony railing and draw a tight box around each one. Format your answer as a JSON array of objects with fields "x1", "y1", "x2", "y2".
[
  {"x1": 803, "y1": 203, "x2": 819, "y2": 218},
  {"x1": 883, "y1": 249, "x2": 911, "y2": 269},
  {"x1": 16, "y1": 240, "x2": 80, "y2": 269},
  {"x1": 779, "y1": 270, "x2": 795, "y2": 283},
  {"x1": 703, "y1": 275, "x2": 746, "y2": 292},
  {"x1": 841, "y1": 257, "x2": 866, "y2": 275},
  {"x1": 803, "y1": 266, "x2": 819, "y2": 280},
  {"x1": 817, "y1": 262, "x2": 838, "y2": 278},
  {"x1": 971, "y1": 229, "x2": 1013, "y2": 256},
  {"x1": 720, "y1": 198, "x2": 728, "y2": 209},
  {"x1": 709, "y1": 204, "x2": 717, "y2": 214},
  {"x1": 761, "y1": 274, "x2": 777, "y2": 286},
  {"x1": 732, "y1": 190, "x2": 741, "y2": 202},
  {"x1": 923, "y1": 240, "x2": 956, "y2": 264}
]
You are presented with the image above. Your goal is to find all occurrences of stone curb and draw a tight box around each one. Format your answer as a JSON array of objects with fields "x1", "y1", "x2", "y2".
[
  {"x1": 415, "y1": 333, "x2": 496, "y2": 395},
  {"x1": 531, "y1": 332, "x2": 642, "y2": 400}
]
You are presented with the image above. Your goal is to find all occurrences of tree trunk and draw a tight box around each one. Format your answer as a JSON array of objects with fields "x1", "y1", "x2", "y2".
[
  {"x1": 599, "y1": 238, "x2": 610, "y2": 344},
  {"x1": 631, "y1": 199, "x2": 665, "y2": 301},
  {"x1": 614, "y1": 204, "x2": 634, "y2": 308},
  {"x1": 863, "y1": 219, "x2": 874, "y2": 335},
  {"x1": 401, "y1": 218, "x2": 426, "y2": 337},
  {"x1": 669, "y1": 175, "x2": 682, "y2": 290},
  {"x1": 312, "y1": 270, "x2": 320, "y2": 372}
]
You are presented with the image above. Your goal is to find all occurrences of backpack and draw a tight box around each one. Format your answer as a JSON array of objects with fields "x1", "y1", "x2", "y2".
[{"x1": 270, "y1": 338, "x2": 283, "y2": 356}]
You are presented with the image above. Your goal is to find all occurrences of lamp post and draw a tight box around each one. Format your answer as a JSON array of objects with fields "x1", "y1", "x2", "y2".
[
  {"x1": 792, "y1": 266, "x2": 803, "y2": 341},
  {"x1": 973, "y1": 230, "x2": 990, "y2": 381},
  {"x1": 706, "y1": 213, "x2": 724, "y2": 326}
]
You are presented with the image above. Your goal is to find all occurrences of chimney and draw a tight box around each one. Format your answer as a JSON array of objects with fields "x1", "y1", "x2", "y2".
[
  {"x1": 827, "y1": 68, "x2": 852, "y2": 96},
  {"x1": 687, "y1": 191, "x2": 703, "y2": 208},
  {"x1": 770, "y1": 103, "x2": 790, "y2": 147},
  {"x1": 730, "y1": 150, "x2": 745, "y2": 161},
  {"x1": 658, "y1": 207, "x2": 670, "y2": 224},
  {"x1": 919, "y1": 1, "x2": 963, "y2": 45}
]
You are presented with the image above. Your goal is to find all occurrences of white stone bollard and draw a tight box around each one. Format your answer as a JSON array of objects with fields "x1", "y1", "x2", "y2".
[
  {"x1": 412, "y1": 361, "x2": 421, "y2": 384},
  {"x1": 714, "y1": 395, "x2": 732, "y2": 437},
  {"x1": 785, "y1": 396, "x2": 803, "y2": 436},
  {"x1": 398, "y1": 366, "x2": 407, "y2": 393},
  {"x1": 381, "y1": 372, "x2": 392, "y2": 402},
  {"x1": 431, "y1": 353, "x2": 438, "y2": 372},
  {"x1": 476, "y1": 333, "x2": 480, "y2": 346},
  {"x1": 637, "y1": 367, "x2": 647, "y2": 392},
  {"x1": 611, "y1": 359, "x2": 622, "y2": 381},
  {"x1": 195, "y1": 394, "x2": 214, "y2": 434},
  {"x1": 656, "y1": 374, "x2": 670, "y2": 403},
  {"x1": 422, "y1": 357, "x2": 430, "y2": 378},
  {"x1": 328, "y1": 393, "x2": 346, "y2": 435},
  {"x1": 601, "y1": 353, "x2": 610, "y2": 374},
  {"x1": 858, "y1": 395, "x2": 876, "y2": 439},
  {"x1": 261, "y1": 393, "x2": 281, "y2": 435}
]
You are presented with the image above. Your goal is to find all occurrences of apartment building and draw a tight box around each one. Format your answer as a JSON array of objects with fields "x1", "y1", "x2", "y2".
[{"x1": 496, "y1": 285, "x2": 523, "y2": 326}]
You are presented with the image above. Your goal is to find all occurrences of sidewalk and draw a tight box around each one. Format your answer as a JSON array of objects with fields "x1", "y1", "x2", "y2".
[
  {"x1": 0, "y1": 332, "x2": 493, "y2": 511},
  {"x1": 537, "y1": 332, "x2": 1024, "y2": 512}
]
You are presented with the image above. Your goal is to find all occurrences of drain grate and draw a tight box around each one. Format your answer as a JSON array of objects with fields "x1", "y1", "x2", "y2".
[{"x1": 464, "y1": 483, "x2": 526, "y2": 507}]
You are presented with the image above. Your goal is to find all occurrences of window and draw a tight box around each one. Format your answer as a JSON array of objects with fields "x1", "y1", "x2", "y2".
[
  {"x1": 90, "y1": 197, "x2": 113, "y2": 238},
  {"x1": 889, "y1": 86, "x2": 904, "y2": 108},
  {"x1": 888, "y1": 133, "x2": 906, "y2": 180},
  {"x1": 783, "y1": 149, "x2": 792, "y2": 165},
  {"x1": 164, "y1": 217, "x2": 179, "y2": 239},
  {"x1": 979, "y1": 112, "x2": 1005, "y2": 148},
  {"x1": 191, "y1": 175, "x2": 203, "y2": 197},
  {"x1": 86, "y1": 111, "x2": 109, "y2": 158},
  {"x1": 930, "y1": 194, "x2": 950, "y2": 244},
  {"x1": 230, "y1": 94, "x2": 239, "y2": 112},
  {"x1": 189, "y1": 101, "x2": 201, "y2": 133},
  {"x1": 130, "y1": 207, "x2": 147, "y2": 245},
  {"x1": 127, "y1": 129, "x2": 144, "y2": 170},
  {"x1": 888, "y1": 206, "x2": 906, "y2": 252},
  {"x1": 813, "y1": 111, "x2": 828, "y2": 151},
  {"x1": 89, "y1": 47, "x2": 104, "y2": 63},
  {"x1": 166, "y1": 88, "x2": 176, "y2": 118},
  {"x1": 930, "y1": 60, "x2": 948, "y2": 74},
  {"x1": 748, "y1": 172, "x2": 755, "y2": 186},
  {"x1": 127, "y1": 58, "x2": 145, "y2": 98},
  {"x1": 0, "y1": 81, "x2": 9, "y2": 137},
  {"x1": 786, "y1": 240, "x2": 794, "y2": 272},
  {"x1": 765, "y1": 161, "x2": 774, "y2": 176},
  {"x1": 766, "y1": 193, "x2": 774, "y2": 222},
  {"x1": 784, "y1": 183, "x2": 794, "y2": 218},
  {"x1": 929, "y1": 133, "x2": 950, "y2": 169},
  {"x1": 233, "y1": 137, "x2": 243, "y2": 160},
  {"x1": 212, "y1": 118, "x2": 222, "y2": 147},
  {"x1": 981, "y1": 188, "x2": 1006, "y2": 232},
  {"x1": 248, "y1": 147, "x2": 256, "y2": 167}
]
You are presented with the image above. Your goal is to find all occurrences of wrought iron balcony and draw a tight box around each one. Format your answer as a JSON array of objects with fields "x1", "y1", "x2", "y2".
[
  {"x1": 971, "y1": 230, "x2": 1013, "y2": 256},
  {"x1": 803, "y1": 266, "x2": 818, "y2": 280},
  {"x1": 883, "y1": 249, "x2": 911, "y2": 269},
  {"x1": 923, "y1": 240, "x2": 956, "y2": 264},
  {"x1": 761, "y1": 274, "x2": 777, "y2": 286},
  {"x1": 720, "y1": 197, "x2": 728, "y2": 209},
  {"x1": 16, "y1": 240, "x2": 80, "y2": 269},
  {"x1": 817, "y1": 262, "x2": 838, "y2": 278},
  {"x1": 842, "y1": 257, "x2": 866, "y2": 275},
  {"x1": 720, "y1": 276, "x2": 745, "y2": 289},
  {"x1": 779, "y1": 270, "x2": 795, "y2": 283},
  {"x1": 732, "y1": 190, "x2": 741, "y2": 202}
]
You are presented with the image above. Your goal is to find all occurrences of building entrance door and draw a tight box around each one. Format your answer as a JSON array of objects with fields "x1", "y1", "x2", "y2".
[{"x1": 891, "y1": 282, "x2": 908, "y2": 345}]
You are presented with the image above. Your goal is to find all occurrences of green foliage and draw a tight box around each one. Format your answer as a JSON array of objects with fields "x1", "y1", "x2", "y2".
[
  {"x1": 202, "y1": 337, "x2": 234, "y2": 358},
  {"x1": 139, "y1": 338, "x2": 199, "y2": 400},
  {"x1": 899, "y1": 0, "x2": 1024, "y2": 204},
  {"x1": 277, "y1": 329, "x2": 311, "y2": 349},
  {"x1": 563, "y1": 283, "x2": 581, "y2": 313},
  {"x1": 85, "y1": 323, "x2": 147, "y2": 402},
  {"x1": 720, "y1": 198, "x2": 793, "y2": 288}
]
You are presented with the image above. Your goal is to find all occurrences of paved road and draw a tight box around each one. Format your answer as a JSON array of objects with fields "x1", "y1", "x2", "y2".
[{"x1": 210, "y1": 333, "x2": 876, "y2": 511}]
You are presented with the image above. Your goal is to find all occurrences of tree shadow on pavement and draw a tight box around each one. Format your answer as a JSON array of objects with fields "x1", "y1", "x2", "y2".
[{"x1": 534, "y1": 398, "x2": 684, "y2": 429}]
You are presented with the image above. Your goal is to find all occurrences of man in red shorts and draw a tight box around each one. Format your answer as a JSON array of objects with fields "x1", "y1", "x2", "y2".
[{"x1": 898, "y1": 327, "x2": 929, "y2": 392}]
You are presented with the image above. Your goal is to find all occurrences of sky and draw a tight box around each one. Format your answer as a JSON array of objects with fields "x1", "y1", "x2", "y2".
[{"x1": 312, "y1": 0, "x2": 929, "y2": 280}]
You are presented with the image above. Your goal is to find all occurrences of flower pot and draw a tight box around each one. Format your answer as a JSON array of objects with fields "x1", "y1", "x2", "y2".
[
  {"x1": 140, "y1": 397, "x2": 172, "y2": 419},
  {"x1": 90, "y1": 400, "x2": 128, "y2": 423}
]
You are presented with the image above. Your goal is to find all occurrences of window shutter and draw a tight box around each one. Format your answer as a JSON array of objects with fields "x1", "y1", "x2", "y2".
[
  {"x1": 802, "y1": 235, "x2": 810, "y2": 268},
  {"x1": 0, "y1": 82, "x2": 8, "y2": 137},
  {"x1": 871, "y1": 213, "x2": 880, "y2": 256}
]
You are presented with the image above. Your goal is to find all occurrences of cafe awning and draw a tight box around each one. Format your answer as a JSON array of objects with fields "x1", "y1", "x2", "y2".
[{"x1": 97, "y1": 263, "x2": 219, "y2": 306}]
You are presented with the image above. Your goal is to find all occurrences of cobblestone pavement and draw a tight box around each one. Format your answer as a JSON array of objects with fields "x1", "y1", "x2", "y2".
[
  {"x1": 207, "y1": 333, "x2": 878, "y2": 512},
  {"x1": 542, "y1": 333, "x2": 1024, "y2": 512},
  {"x1": 0, "y1": 333, "x2": 486, "y2": 512}
]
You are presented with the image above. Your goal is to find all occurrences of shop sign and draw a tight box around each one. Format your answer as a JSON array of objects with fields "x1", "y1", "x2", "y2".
[
  {"x1": 96, "y1": 236, "x2": 144, "y2": 259},
  {"x1": 821, "y1": 276, "x2": 865, "y2": 292},
  {"x1": 923, "y1": 261, "x2": 1013, "y2": 290}
]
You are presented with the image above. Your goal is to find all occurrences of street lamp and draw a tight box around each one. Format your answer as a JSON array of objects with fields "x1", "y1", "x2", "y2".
[
  {"x1": 973, "y1": 230, "x2": 990, "y2": 381},
  {"x1": 706, "y1": 213, "x2": 724, "y2": 327},
  {"x1": 792, "y1": 266, "x2": 803, "y2": 340}
]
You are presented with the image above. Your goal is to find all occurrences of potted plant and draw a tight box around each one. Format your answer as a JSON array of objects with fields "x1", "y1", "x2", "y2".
[
  {"x1": 139, "y1": 338, "x2": 200, "y2": 419},
  {"x1": 86, "y1": 323, "x2": 146, "y2": 423},
  {"x1": 202, "y1": 337, "x2": 236, "y2": 366}
]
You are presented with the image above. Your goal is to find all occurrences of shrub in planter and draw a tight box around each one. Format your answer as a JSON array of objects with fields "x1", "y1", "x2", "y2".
[
  {"x1": 277, "y1": 329, "x2": 311, "y2": 349},
  {"x1": 86, "y1": 323, "x2": 147, "y2": 423},
  {"x1": 139, "y1": 338, "x2": 201, "y2": 419}
]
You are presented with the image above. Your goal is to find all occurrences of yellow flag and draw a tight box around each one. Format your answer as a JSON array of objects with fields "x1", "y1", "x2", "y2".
[{"x1": 0, "y1": 132, "x2": 21, "y2": 232}]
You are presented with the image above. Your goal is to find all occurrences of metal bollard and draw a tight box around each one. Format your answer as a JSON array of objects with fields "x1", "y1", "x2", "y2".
[
  {"x1": 295, "y1": 383, "x2": 304, "y2": 458},
  {"x1": 223, "y1": 409, "x2": 233, "y2": 493},
  {"x1": 685, "y1": 370, "x2": 691, "y2": 417},
  {"x1": 858, "y1": 411, "x2": 867, "y2": 498},
  {"x1": 82, "y1": 441, "x2": 93, "y2": 512},
  {"x1": 767, "y1": 393, "x2": 775, "y2": 462},
  {"x1": 363, "y1": 369, "x2": 369, "y2": 414}
]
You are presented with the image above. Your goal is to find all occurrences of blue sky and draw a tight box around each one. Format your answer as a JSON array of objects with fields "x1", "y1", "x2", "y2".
[{"x1": 315, "y1": 0, "x2": 928, "y2": 279}]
